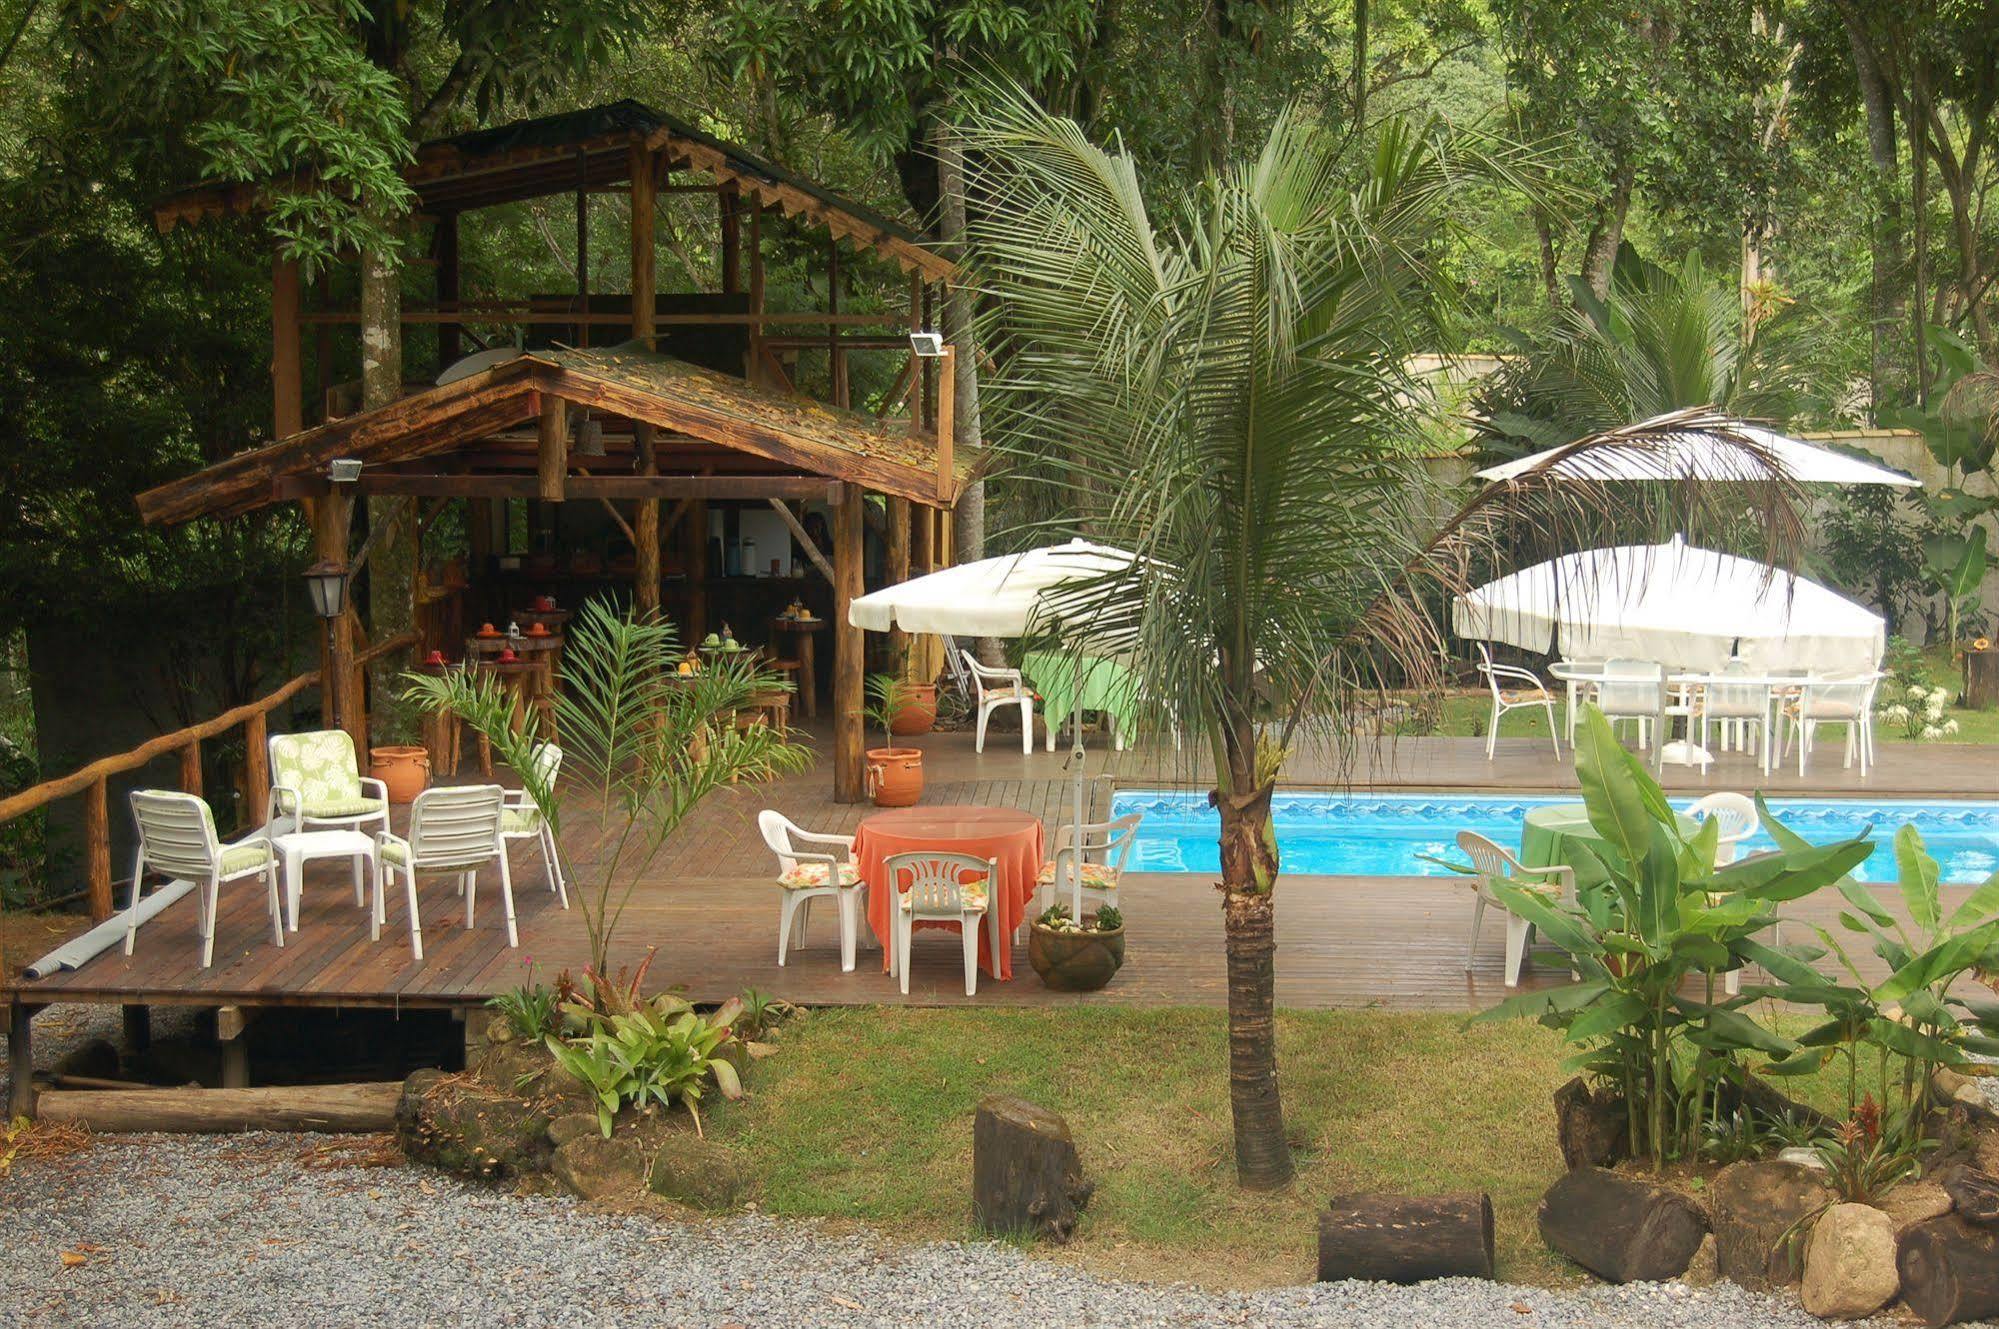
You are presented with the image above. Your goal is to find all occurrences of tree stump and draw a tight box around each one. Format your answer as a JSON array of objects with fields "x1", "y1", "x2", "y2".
[
  {"x1": 1538, "y1": 1167, "x2": 1708, "y2": 1283},
  {"x1": 1942, "y1": 1165, "x2": 1999, "y2": 1227},
  {"x1": 1900, "y1": 1215, "x2": 1999, "y2": 1327},
  {"x1": 1965, "y1": 648, "x2": 1999, "y2": 712},
  {"x1": 1553, "y1": 1077, "x2": 1628, "y2": 1170},
  {"x1": 1317, "y1": 1192, "x2": 1495, "y2": 1283},
  {"x1": 972, "y1": 1095, "x2": 1093, "y2": 1244}
]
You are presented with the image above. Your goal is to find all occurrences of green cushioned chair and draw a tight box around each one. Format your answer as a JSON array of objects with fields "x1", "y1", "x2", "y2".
[
  {"x1": 267, "y1": 730, "x2": 390, "y2": 838},
  {"x1": 125, "y1": 789, "x2": 282, "y2": 969}
]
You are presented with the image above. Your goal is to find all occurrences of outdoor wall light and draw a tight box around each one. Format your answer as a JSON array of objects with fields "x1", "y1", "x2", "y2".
[
  {"x1": 327, "y1": 458, "x2": 364, "y2": 484},
  {"x1": 908, "y1": 331, "x2": 946, "y2": 358}
]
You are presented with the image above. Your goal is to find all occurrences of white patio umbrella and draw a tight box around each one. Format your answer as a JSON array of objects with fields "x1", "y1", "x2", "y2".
[
  {"x1": 1451, "y1": 537, "x2": 1886, "y2": 676},
  {"x1": 850, "y1": 539, "x2": 1139, "y2": 918},
  {"x1": 1473, "y1": 416, "x2": 1921, "y2": 489}
]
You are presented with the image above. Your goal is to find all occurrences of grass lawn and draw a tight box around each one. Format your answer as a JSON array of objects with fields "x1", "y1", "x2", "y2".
[{"x1": 712, "y1": 1006, "x2": 1585, "y2": 1287}]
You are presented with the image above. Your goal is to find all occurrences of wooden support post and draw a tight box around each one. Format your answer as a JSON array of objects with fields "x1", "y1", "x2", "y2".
[
  {"x1": 687, "y1": 500, "x2": 709, "y2": 643},
  {"x1": 537, "y1": 394, "x2": 568, "y2": 502},
  {"x1": 273, "y1": 256, "x2": 303, "y2": 440},
  {"x1": 312, "y1": 491, "x2": 363, "y2": 750},
  {"x1": 575, "y1": 150, "x2": 591, "y2": 349},
  {"x1": 122, "y1": 1005, "x2": 151, "y2": 1056},
  {"x1": 631, "y1": 144, "x2": 661, "y2": 616},
  {"x1": 217, "y1": 1005, "x2": 249, "y2": 1089},
  {"x1": 886, "y1": 496, "x2": 911, "y2": 659},
  {"x1": 84, "y1": 775, "x2": 111, "y2": 921},
  {"x1": 746, "y1": 198, "x2": 764, "y2": 379},
  {"x1": 832, "y1": 484, "x2": 866, "y2": 802},
  {"x1": 936, "y1": 344, "x2": 956, "y2": 503},
  {"x1": 437, "y1": 213, "x2": 460, "y2": 368},
  {"x1": 913, "y1": 495, "x2": 935, "y2": 574},
  {"x1": 8, "y1": 1003, "x2": 39, "y2": 1117},
  {"x1": 720, "y1": 184, "x2": 742, "y2": 295},
  {"x1": 243, "y1": 709, "x2": 270, "y2": 822},
  {"x1": 178, "y1": 739, "x2": 202, "y2": 798},
  {"x1": 313, "y1": 268, "x2": 332, "y2": 427},
  {"x1": 828, "y1": 242, "x2": 847, "y2": 407}
]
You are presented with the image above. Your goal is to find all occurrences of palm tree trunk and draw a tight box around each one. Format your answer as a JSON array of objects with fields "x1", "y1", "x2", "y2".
[{"x1": 1217, "y1": 779, "x2": 1293, "y2": 1190}]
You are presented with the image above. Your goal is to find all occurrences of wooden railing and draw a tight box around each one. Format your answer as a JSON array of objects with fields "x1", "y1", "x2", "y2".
[{"x1": 0, "y1": 631, "x2": 418, "y2": 922}]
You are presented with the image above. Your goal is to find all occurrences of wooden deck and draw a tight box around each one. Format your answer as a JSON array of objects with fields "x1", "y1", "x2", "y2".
[{"x1": 6, "y1": 720, "x2": 1994, "y2": 1017}]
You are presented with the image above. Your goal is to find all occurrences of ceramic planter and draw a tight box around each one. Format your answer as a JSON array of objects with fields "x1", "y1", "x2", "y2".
[
  {"x1": 888, "y1": 683, "x2": 940, "y2": 736},
  {"x1": 368, "y1": 745, "x2": 431, "y2": 804},
  {"x1": 865, "y1": 746, "x2": 924, "y2": 807},
  {"x1": 1028, "y1": 923, "x2": 1126, "y2": 992}
]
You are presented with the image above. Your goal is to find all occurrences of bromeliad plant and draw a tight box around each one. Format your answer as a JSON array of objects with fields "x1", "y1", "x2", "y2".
[
  {"x1": 406, "y1": 598, "x2": 808, "y2": 978},
  {"x1": 1475, "y1": 705, "x2": 1874, "y2": 1168},
  {"x1": 547, "y1": 990, "x2": 745, "y2": 1138}
]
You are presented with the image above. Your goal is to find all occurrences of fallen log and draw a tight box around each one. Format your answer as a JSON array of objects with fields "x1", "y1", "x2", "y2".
[
  {"x1": 1539, "y1": 1167, "x2": 1708, "y2": 1283},
  {"x1": 1942, "y1": 1165, "x2": 1999, "y2": 1227},
  {"x1": 1900, "y1": 1215, "x2": 1999, "y2": 1327},
  {"x1": 1318, "y1": 1192, "x2": 1495, "y2": 1283},
  {"x1": 37, "y1": 1082, "x2": 401, "y2": 1133}
]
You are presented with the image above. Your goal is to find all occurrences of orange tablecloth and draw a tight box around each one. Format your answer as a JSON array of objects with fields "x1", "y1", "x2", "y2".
[{"x1": 856, "y1": 805, "x2": 1044, "y2": 979}]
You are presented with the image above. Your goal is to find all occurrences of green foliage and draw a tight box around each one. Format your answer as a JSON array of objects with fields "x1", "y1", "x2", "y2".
[
  {"x1": 1036, "y1": 901, "x2": 1121, "y2": 933},
  {"x1": 1812, "y1": 1097, "x2": 1935, "y2": 1204},
  {"x1": 485, "y1": 967, "x2": 562, "y2": 1041},
  {"x1": 1093, "y1": 904, "x2": 1124, "y2": 932},
  {"x1": 1876, "y1": 639, "x2": 1960, "y2": 741},
  {"x1": 732, "y1": 988, "x2": 795, "y2": 1043},
  {"x1": 863, "y1": 672, "x2": 914, "y2": 750},
  {"x1": 1474, "y1": 705, "x2": 1875, "y2": 1166},
  {"x1": 546, "y1": 993, "x2": 745, "y2": 1138},
  {"x1": 405, "y1": 598, "x2": 809, "y2": 975}
]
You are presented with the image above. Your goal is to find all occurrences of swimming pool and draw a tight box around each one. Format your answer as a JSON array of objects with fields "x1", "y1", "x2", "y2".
[{"x1": 1109, "y1": 791, "x2": 1999, "y2": 884}]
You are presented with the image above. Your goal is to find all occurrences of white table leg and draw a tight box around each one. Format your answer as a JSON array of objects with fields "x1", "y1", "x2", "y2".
[{"x1": 838, "y1": 890, "x2": 857, "y2": 972}]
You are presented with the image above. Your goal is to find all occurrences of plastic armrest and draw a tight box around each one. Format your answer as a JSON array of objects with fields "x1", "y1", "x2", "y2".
[{"x1": 359, "y1": 777, "x2": 390, "y2": 801}]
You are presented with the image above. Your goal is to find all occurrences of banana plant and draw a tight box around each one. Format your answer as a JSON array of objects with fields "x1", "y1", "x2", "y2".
[{"x1": 1473, "y1": 706, "x2": 1874, "y2": 1166}]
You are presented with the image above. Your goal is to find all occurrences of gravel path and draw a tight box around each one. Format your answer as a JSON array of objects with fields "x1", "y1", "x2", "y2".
[{"x1": 0, "y1": 1005, "x2": 1956, "y2": 1328}]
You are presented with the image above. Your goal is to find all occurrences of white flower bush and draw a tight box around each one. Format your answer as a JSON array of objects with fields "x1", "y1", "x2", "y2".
[{"x1": 1877, "y1": 669, "x2": 1960, "y2": 742}]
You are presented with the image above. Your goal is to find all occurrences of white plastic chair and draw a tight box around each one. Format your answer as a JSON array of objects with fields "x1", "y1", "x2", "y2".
[
  {"x1": 1696, "y1": 662, "x2": 1774, "y2": 774},
  {"x1": 501, "y1": 742, "x2": 568, "y2": 907},
  {"x1": 1473, "y1": 643, "x2": 1560, "y2": 759},
  {"x1": 960, "y1": 647, "x2": 1035, "y2": 754},
  {"x1": 1033, "y1": 813, "x2": 1141, "y2": 922},
  {"x1": 1596, "y1": 659, "x2": 1665, "y2": 750},
  {"x1": 1689, "y1": 792, "x2": 1763, "y2": 994},
  {"x1": 125, "y1": 790, "x2": 282, "y2": 969},
  {"x1": 884, "y1": 850, "x2": 999, "y2": 996},
  {"x1": 1556, "y1": 659, "x2": 1604, "y2": 744},
  {"x1": 267, "y1": 730, "x2": 390, "y2": 837},
  {"x1": 759, "y1": 809, "x2": 867, "y2": 972},
  {"x1": 1456, "y1": 830, "x2": 1575, "y2": 987},
  {"x1": 374, "y1": 784, "x2": 510, "y2": 960},
  {"x1": 1782, "y1": 674, "x2": 1881, "y2": 777}
]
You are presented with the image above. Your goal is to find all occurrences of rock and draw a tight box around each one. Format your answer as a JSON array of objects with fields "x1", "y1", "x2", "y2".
[
  {"x1": 1801, "y1": 1203, "x2": 1899, "y2": 1320},
  {"x1": 551, "y1": 1133, "x2": 647, "y2": 1202},
  {"x1": 1879, "y1": 1180, "x2": 1957, "y2": 1233},
  {"x1": 395, "y1": 1069, "x2": 554, "y2": 1180},
  {"x1": 1942, "y1": 1165, "x2": 1999, "y2": 1227},
  {"x1": 1679, "y1": 1233, "x2": 1719, "y2": 1287},
  {"x1": 547, "y1": 1112, "x2": 600, "y2": 1149},
  {"x1": 1709, "y1": 1160, "x2": 1829, "y2": 1291},
  {"x1": 1553, "y1": 1077, "x2": 1628, "y2": 1171},
  {"x1": 1776, "y1": 1146, "x2": 1828, "y2": 1172},
  {"x1": 486, "y1": 1014, "x2": 517, "y2": 1045},
  {"x1": 647, "y1": 1134, "x2": 749, "y2": 1209}
]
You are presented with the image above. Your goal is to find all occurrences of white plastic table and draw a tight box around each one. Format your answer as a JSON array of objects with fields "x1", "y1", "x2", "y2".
[
  {"x1": 272, "y1": 829, "x2": 379, "y2": 932},
  {"x1": 1549, "y1": 661, "x2": 1806, "y2": 773}
]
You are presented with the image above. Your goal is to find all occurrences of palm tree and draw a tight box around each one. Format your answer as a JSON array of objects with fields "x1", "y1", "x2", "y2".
[
  {"x1": 1473, "y1": 252, "x2": 1814, "y2": 459},
  {"x1": 961, "y1": 90, "x2": 1806, "y2": 1189}
]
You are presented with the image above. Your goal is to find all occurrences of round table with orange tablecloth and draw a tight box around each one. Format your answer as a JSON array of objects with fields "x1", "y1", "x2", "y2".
[{"x1": 856, "y1": 805, "x2": 1044, "y2": 980}]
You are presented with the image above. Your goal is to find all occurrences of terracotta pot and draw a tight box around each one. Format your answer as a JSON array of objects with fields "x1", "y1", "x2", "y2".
[
  {"x1": 368, "y1": 745, "x2": 431, "y2": 804},
  {"x1": 865, "y1": 746, "x2": 924, "y2": 807},
  {"x1": 1028, "y1": 924, "x2": 1126, "y2": 991},
  {"x1": 888, "y1": 683, "x2": 939, "y2": 736}
]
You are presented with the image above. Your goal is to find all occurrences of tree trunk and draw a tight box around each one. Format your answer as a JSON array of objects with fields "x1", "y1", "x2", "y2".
[
  {"x1": 934, "y1": 120, "x2": 994, "y2": 661},
  {"x1": 1900, "y1": 1215, "x2": 1999, "y2": 1327},
  {"x1": 1577, "y1": 155, "x2": 1635, "y2": 300},
  {"x1": 1841, "y1": 6, "x2": 1905, "y2": 414},
  {"x1": 1539, "y1": 1167, "x2": 1708, "y2": 1283},
  {"x1": 360, "y1": 236, "x2": 413, "y2": 738},
  {"x1": 1217, "y1": 777, "x2": 1291, "y2": 1190},
  {"x1": 36, "y1": 1082, "x2": 401, "y2": 1132},
  {"x1": 1317, "y1": 1192, "x2": 1494, "y2": 1283},
  {"x1": 971, "y1": 1095, "x2": 1094, "y2": 1243}
]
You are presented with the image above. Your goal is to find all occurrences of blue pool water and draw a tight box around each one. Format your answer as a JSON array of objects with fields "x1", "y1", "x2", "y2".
[{"x1": 1109, "y1": 791, "x2": 1999, "y2": 885}]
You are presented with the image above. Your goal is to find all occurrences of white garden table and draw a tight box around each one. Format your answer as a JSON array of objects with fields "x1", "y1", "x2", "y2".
[{"x1": 272, "y1": 828, "x2": 380, "y2": 932}]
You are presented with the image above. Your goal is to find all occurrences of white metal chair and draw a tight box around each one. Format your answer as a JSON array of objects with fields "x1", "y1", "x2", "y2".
[
  {"x1": 125, "y1": 790, "x2": 282, "y2": 969},
  {"x1": 884, "y1": 850, "x2": 999, "y2": 996},
  {"x1": 374, "y1": 784, "x2": 511, "y2": 961},
  {"x1": 1473, "y1": 643, "x2": 1560, "y2": 759},
  {"x1": 1782, "y1": 674, "x2": 1882, "y2": 777},
  {"x1": 1689, "y1": 792, "x2": 1763, "y2": 995},
  {"x1": 759, "y1": 809, "x2": 867, "y2": 972},
  {"x1": 267, "y1": 730, "x2": 390, "y2": 837},
  {"x1": 501, "y1": 742, "x2": 568, "y2": 907},
  {"x1": 1695, "y1": 662, "x2": 1773, "y2": 774},
  {"x1": 1596, "y1": 659, "x2": 1665, "y2": 750},
  {"x1": 960, "y1": 647, "x2": 1035, "y2": 754},
  {"x1": 1456, "y1": 831, "x2": 1575, "y2": 987},
  {"x1": 1032, "y1": 813, "x2": 1141, "y2": 923}
]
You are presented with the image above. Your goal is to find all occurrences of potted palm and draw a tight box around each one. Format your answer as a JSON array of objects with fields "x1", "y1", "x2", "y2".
[
  {"x1": 1027, "y1": 903, "x2": 1124, "y2": 991},
  {"x1": 863, "y1": 673, "x2": 924, "y2": 807}
]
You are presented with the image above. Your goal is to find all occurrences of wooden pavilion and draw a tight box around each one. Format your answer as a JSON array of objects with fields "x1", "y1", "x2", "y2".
[{"x1": 142, "y1": 100, "x2": 971, "y2": 800}]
